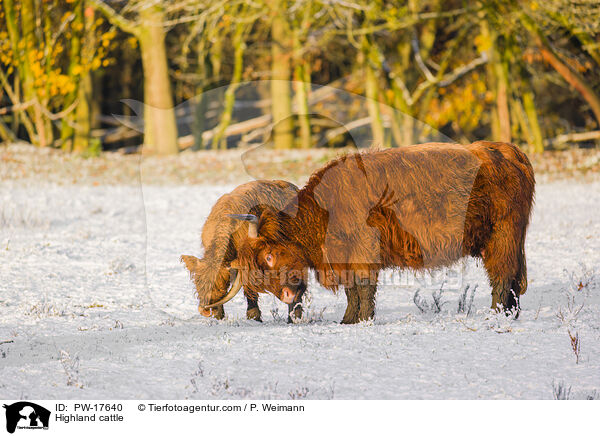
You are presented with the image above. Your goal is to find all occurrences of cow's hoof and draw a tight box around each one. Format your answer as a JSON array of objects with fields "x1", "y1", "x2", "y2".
[
  {"x1": 292, "y1": 308, "x2": 303, "y2": 321},
  {"x1": 340, "y1": 317, "x2": 359, "y2": 325},
  {"x1": 215, "y1": 306, "x2": 225, "y2": 320},
  {"x1": 246, "y1": 307, "x2": 262, "y2": 322},
  {"x1": 491, "y1": 303, "x2": 520, "y2": 320},
  {"x1": 200, "y1": 305, "x2": 225, "y2": 319},
  {"x1": 286, "y1": 312, "x2": 302, "y2": 324}
]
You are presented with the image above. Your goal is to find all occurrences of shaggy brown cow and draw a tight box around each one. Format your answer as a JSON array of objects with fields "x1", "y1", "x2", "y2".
[
  {"x1": 180, "y1": 180, "x2": 299, "y2": 322},
  {"x1": 230, "y1": 141, "x2": 535, "y2": 323}
]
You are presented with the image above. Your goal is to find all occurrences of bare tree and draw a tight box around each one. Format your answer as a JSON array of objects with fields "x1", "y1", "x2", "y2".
[{"x1": 90, "y1": 0, "x2": 179, "y2": 155}]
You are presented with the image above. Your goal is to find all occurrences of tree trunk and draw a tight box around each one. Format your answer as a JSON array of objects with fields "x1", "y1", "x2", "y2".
[
  {"x1": 21, "y1": 0, "x2": 47, "y2": 146},
  {"x1": 387, "y1": 78, "x2": 414, "y2": 147},
  {"x1": 512, "y1": 96, "x2": 532, "y2": 148},
  {"x1": 492, "y1": 39, "x2": 511, "y2": 142},
  {"x1": 138, "y1": 4, "x2": 178, "y2": 155},
  {"x1": 538, "y1": 45, "x2": 600, "y2": 128},
  {"x1": 364, "y1": 55, "x2": 385, "y2": 147},
  {"x1": 270, "y1": 8, "x2": 294, "y2": 149},
  {"x1": 210, "y1": 35, "x2": 223, "y2": 79},
  {"x1": 360, "y1": 40, "x2": 385, "y2": 148},
  {"x1": 73, "y1": 71, "x2": 92, "y2": 152},
  {"x1": 522, "y1": 90, "x2": 544, "y2": 153},
  {"x1": 495, "y1": 63, "x2": 511, "y2": 142},
  {"x1": 2, "y1": 0, "x2": 30, "y2": 139},
  {"x1": 293, "y1": 40, "x2": 312, "y2": 149},
  {"x1": 212, "y1": 26, "x2": 245, "y2": 150},
  {"x1": 520, "y1": 14, "x2": 600, "y2": 128},
  {"x1": 294, "y1": 66, "x2": 311, "y2": 149},
  {"x1": 480, "y1": 21, "x2": 510, "y2": 142},
  {"x1": 392, "y1": 30, "x2": 414, "y2": 147},
  {"x1": 61, "y1": 0, "x2": 84, "y2": 151},
  {"x1": 0, "y1": 116, "x2": 16, "y2": 142},
  {"x1": 41, "y1": 0, "x2": 54, "y2": 146},
  {"x1": 193, "y1": 39, "x2": 210, "y2": 151}
]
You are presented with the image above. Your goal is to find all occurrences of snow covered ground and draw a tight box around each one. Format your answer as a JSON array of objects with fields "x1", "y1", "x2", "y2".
[{"x1": 1, "y1": 176, "x2": 599, "y2": 399}]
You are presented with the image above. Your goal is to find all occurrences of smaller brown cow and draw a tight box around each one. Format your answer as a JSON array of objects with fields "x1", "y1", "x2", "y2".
[
  {"x1": 231, "y1": 142, "x2": 535, "y2": 323},
  {"x1": 181, "y1": 180, "x2": 300, "y2": 322}
]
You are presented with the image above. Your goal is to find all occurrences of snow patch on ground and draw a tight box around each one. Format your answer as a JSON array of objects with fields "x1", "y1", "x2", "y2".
[{"x1": 1, "y1": 180, "x2": 599, "y2": 399}]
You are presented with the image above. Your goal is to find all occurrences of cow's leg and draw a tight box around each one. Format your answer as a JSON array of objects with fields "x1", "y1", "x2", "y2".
[
  {"x1": 246, "y1": 295, "x2": 262, "y2": 322},
  {"x1": 357, "y1": 283, "x2": 376, "y2": 322},
  {"x1": 287, "y1": 286, "x2": 305, "y2": 323},
  {"x1": 341, "y1": 287, "x2": 360, "y2": 324},
  {"x1": 211, "y1": 305, "x2": 225, "y2": 320},
  {"x1": 484, "y1": 224, "x2": 522, "y2": 316},
  {"x1": 513, "y1": 237, "x2": 528, "y2": 297},
  {"x1": 507, "y1": 238, "x2": 528, "y2": 319},
  {"x1": 287, "y1": 302, "x2": 303, "y2": 323}
]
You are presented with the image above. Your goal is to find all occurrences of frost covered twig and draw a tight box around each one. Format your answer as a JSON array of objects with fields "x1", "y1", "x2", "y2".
[
  {"x1": 270, "y1": 306, "x2": 285, "y2": 322},
  {"x1": 568, "y1": 330, "x2": 581, "y2": 364},
  {"x1": 556, "y1": 264, "x2": 594, "y2": 328},
  {"x1": 413, "y1": 289, "x2": 429, "y2": 313},
  {"x1": 431, "y1": 285, "x2": 446, "y2": 313},
  {"x1": 60, "y1": 350, "x2": 83, "y2": 388},
  {"x1": 189, "y1": 361, "x2": 204, "y2": 394},
  {"x1": 457, "y1": 284, "x2": 477, "y2": 316},
  {"x1": 288, "y1": 387, "x2": 309, "y2": 399},
  {"x1": 552, "y1": 381, "x2": 571, "y2": 400},
  {"x1": 290, "y1": 291, "x2": 326, "y2": 324},
  {"x1": 413, "y1": 283, "x2": 447, "y2": 314},
  {"x1": 565, "y1": 264, "x2": 596, "y2": 295}
]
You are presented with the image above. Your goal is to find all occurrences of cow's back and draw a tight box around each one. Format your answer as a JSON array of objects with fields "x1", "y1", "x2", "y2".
[
  {"x1": 201, "y1": 180, "x2": 299, "y2": 262},
  {"x1": 301, "y1": 142, "x2": 534, "y2": 268}
]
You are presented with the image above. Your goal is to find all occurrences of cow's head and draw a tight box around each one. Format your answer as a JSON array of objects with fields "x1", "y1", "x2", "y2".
[
  {"x1": 180, "y1": 254, "x2": 239, "y2": 319},
  {"x1": 232, "y1": 210, "x2": 308, "y2": 306}
]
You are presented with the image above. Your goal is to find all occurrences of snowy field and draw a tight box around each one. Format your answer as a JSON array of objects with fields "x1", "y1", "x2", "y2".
[{"x1": 1, "y1": 174, "x2": 599, "y2": 399}]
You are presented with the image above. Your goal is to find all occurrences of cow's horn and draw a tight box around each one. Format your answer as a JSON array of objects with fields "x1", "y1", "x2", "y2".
[
  {"x1": 201, "y1": 268, "x2": 243, "y2": 309},
  {"x1": 228, "y1": 214, "x2": 258, "y2": 238}
]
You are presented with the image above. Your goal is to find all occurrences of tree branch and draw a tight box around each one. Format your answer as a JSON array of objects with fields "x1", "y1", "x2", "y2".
[
  {"x1": 412, "y1": 33, "x2": 436, "y2": 82},
  {"x1": 545, "y1": 130, "x2": 600, "y2": 147},
  {"x1": 437, "y1": 53, "x2": 489, "y2": 87},
  {"x1": 520, "y1": 13, "x2": 600, "y2": 126},
  {"x1": 411, "y1": 53, "x2": 488, "y2": 103},
  {"x1": 89, "y1": 0, "x2": 140, "y2": 36},
  {"x1": 334, "y1": 6, "x2": 481, "y2": 37}
]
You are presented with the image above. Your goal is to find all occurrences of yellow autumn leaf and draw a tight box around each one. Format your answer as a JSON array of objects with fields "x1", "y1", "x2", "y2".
[{"x1": 474, "y1": 34, "x2": 492, "y2": 53}]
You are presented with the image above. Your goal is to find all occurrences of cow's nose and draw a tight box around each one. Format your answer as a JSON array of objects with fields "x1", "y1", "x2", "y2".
[
  {"x1": 199, "y1": 307, "x2": 213, "y2": 317},
  {"x1": 281, "y1": 287, "x2": 296, "y2": 304}
]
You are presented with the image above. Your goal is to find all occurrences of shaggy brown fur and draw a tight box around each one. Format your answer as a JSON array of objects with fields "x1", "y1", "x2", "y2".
[
  {"x1": 236, "y1": 142, "x2": 535, "y2": 323},
  {"x1": 180, "y1": 180, "x2": 298, "y2": 320}
]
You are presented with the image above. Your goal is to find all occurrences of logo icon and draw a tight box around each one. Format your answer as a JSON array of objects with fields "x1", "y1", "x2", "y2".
[{"x1": 3, "y1": 402, "x2": 50, "y2": 433}]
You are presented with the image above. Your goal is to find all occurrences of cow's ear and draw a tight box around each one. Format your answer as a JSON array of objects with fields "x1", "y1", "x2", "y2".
[
  {"x1": 257, "y1": 206, "x2": 282, "y2": 240},
  {"x1": 181, "y1": 255, "x2": 202, "y2": 275}
]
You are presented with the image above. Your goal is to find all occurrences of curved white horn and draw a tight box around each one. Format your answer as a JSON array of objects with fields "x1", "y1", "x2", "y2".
[
  {"x1": 201, "y1": 269, "x2": 242, "y2": 309},
  {"x1": 228, "y1": 214, "x2": 258, "y2": 238}
]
